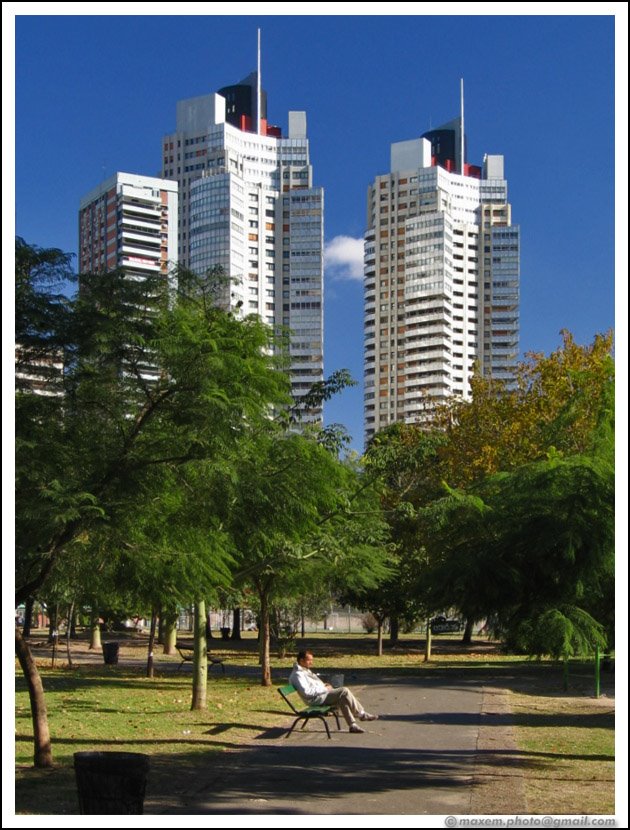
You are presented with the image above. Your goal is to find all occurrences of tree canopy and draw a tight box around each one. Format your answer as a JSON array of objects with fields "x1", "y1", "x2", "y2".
[
  {"x1": 366, "y1": 330, "x2": 615, "y2": 656},
  {"x1": 15, "y1": 252, "x2": 290, "y2": 606}
]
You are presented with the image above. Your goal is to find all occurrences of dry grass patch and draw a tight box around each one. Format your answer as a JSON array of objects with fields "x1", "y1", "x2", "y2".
[{"x1": 511, "y1": 690, "x2": 615, "y2": 814}]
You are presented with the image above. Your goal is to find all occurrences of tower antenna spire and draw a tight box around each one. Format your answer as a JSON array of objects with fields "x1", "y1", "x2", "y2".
[
  {"x1": 460, "y1": 78, "x2": 465, "y2": 174},
  {"x1": 257, "y1": 28, "x2": 261, "y2": 135}
]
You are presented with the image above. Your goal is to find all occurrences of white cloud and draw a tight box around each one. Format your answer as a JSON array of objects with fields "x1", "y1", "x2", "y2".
[{"x1": 324, "y1": 235, "x2": 364, "y2": 281}]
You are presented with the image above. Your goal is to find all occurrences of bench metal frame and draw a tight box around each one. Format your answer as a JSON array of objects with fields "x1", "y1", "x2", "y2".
[
  {"x1": 278, "y1": 684, "x2": 341, "y2": 739},
  {"x1": 176, "y1": 646, "x2": 225, "y2": 674}
]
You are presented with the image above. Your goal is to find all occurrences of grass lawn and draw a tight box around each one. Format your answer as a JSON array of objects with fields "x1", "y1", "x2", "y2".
[
  {"x1": 14, "y1": 630, "x2": 615, "y2": 815},
  {"x1": 15, "y1": 669, "x2": 286, "y2": 814},
  {"x1": 511, "y1": 690, "x2": 615, "y2": 815}
]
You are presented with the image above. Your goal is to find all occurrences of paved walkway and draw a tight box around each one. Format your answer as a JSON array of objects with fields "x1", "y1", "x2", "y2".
[
  {"x1": 26, "y1": 637, "x2": 613, "y2": 816},
  {"x1": 146, "y1": 673, "x2": 528, "y2": 815}
]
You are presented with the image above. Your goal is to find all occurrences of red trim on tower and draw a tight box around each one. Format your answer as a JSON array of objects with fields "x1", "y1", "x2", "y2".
[{"x1": 464, "y1": 163, "x2": 482, "y2": 179}]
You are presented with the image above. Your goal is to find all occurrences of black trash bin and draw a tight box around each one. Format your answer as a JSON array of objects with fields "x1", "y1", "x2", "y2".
[
  {"x1": 102, "y1": 642, "x2": 120, "y2": 665},
  {"x1": 74, "y1": 751, "x2": 150, "y2": 814},
  {"x1": 220, "y1": 627, "x2": 230, "y2": 640}
]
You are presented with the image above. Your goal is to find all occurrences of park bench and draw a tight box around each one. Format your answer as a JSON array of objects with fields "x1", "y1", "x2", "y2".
[
  {"x1": 176, "y1": 646, "x2": 225, "y2": 674},
  {"x1": 277, "y1": 684, "x2": 341, "y2": 739}
]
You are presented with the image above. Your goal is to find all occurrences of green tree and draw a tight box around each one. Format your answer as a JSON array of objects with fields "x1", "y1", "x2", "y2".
[
  {"x1": 419, "y1": 442, "x2": 614, "y2": 659},
  {"x1": 227, "y1": 432, "x2": 344, "y2": 685},
  {"x1": 15, "y1": 236, "x2": 74, "y2": 369},
  {"x1": 228, "y1": 431, "x2": 392, "y2": 685},
  {"x1": 118, "y1": 459, "x2": 237, "y2": 699},
  {"x1": 15, "y1": 243, "x2": 289, "y2": 763},
  {"x1": 366, "y1": 331, "x2": 615, "y2": 653},
  {"x1": 16, "y1": 258, "x2": 289, "y2": 606},
  {"x1": 359, "y1": 423, "x2": 447, "y2": 655},
  {"x1": 341, "y1": 545, "x2": 427, "y2": 655}
]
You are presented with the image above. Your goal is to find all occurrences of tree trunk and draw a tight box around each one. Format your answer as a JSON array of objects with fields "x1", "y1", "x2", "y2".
[
  {"x1": 389, "y1": 615, "x2": 399, "y2": 643},
  {"x1": 259, "y1": 589, "x2": 272, "y2": 686},
  {"x1": 424, "y1": 618, "x2": 432, "y2": 663},
  {"x1": 146, "y1": 607, "x2": 158, "y2": 678},
  {"x1": 15, "y1": 626, "x2": 52, "y2": 767},
  {"x1": 70, "y1": 605, "x2": 78, "y2": 638},
  {"x1": 51, "y1": 625, "x2": 59, "y2": 668},
  {"x1": 269, "y1": 606, "x2": 279, "y2": 645},
  {"x1": 301, "y1": 608, "x2": 305, "y2": 638},
  {"x1": 156, "y1": 604, "x2": 164, "y2": 644},
  {"x1": 377, "y1": 618, "x2": 383, "y2": 657},
  {"x1": 23, "y1": 596, "x2": 34, "y2": 638},
  {"x1": 47, "y1": 604, "x2": 58, "y2": 643},
  {"x1": 191, "y1": 600, "x2": 208, "y2": 710},
  {"x1": 162, "y1": 608, "x2": 178, "y2": 655},
  {"x1": 462, "y1": 618, "x2": 474, "y2": 645},
  {"x1": 162, "y1": 621, "x2": 177, "y2": 654},
  {"x1": 89, "y1": 611, "x2": 101, "y2": 650},
  {"x1": 205, "y1": 610, "x2": 213, "y2": 639},
  {"x1": 65, "y1": 601, "x2": 75, "y2": 669},
  {"x1": 230, "y1": 606, "x2": 242, "y2": 640}
]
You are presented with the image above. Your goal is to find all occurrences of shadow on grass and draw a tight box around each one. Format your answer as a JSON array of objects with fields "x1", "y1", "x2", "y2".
[
  {"x1": 202, "y1": 722, "x2": 282, "y2": 736},
  {"x1": 15, "y1": 670, "x2": 207, "y2": 693},
  {"x1": 15, "y1": 732, "x2": 263, "y2": 749},
  {"x1": 202, "y1": 723, "x2": 289, "y2": 739}
]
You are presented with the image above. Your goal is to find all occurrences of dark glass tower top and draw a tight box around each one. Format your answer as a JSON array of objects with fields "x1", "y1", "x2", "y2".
[
  {"x1": 422, "y1": 116, "x2": 467, "y2": 172},
  {"x1": 218, "y1": 72, "x2": 267, "y2": 129}
]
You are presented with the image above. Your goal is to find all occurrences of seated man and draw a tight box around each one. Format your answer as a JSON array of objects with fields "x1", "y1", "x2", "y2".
[{"x1": 289, "y1": 649, "x2": 378, "y2": 733}]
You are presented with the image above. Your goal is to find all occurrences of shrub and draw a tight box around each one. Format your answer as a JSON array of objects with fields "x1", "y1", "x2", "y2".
[{"x1": 361, "y1": 612, "x2": 378, "y2": 634}]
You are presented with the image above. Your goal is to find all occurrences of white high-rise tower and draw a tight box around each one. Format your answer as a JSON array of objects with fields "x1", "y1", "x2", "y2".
[
  {"x1": 78, "y1": 172, "x2": 179, "y2": 383},
  {"x1": 364, "y1": 106, "x2": 519, "y2": 444},
  {"x1": 161, "y1": 51, "x2": 324, "y2": 422}
]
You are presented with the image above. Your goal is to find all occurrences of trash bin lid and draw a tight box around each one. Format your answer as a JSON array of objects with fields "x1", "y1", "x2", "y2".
[{"x1": 74, "y1": 751, "x2": 149, "y2": 772}]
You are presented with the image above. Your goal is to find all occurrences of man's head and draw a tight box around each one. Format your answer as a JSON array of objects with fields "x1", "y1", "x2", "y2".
[{"x1": 297, "y1": 649, "x2": 314, "y2": 668}]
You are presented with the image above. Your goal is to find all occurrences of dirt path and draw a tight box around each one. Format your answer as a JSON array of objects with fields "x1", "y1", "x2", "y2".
[{"x1": 470, "y1": 686, "x2": 528, "y2": 813}]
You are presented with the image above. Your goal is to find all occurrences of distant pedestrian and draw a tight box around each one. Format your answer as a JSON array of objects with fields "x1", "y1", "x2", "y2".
[{"x1": 289, "y1": 649, "x2": 378, "y2": 733}]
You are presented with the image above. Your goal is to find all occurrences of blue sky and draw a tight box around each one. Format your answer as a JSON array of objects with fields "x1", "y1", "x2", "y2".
[{"x1": 8, "y1": 7, "x2": 625, "y2": 452}]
